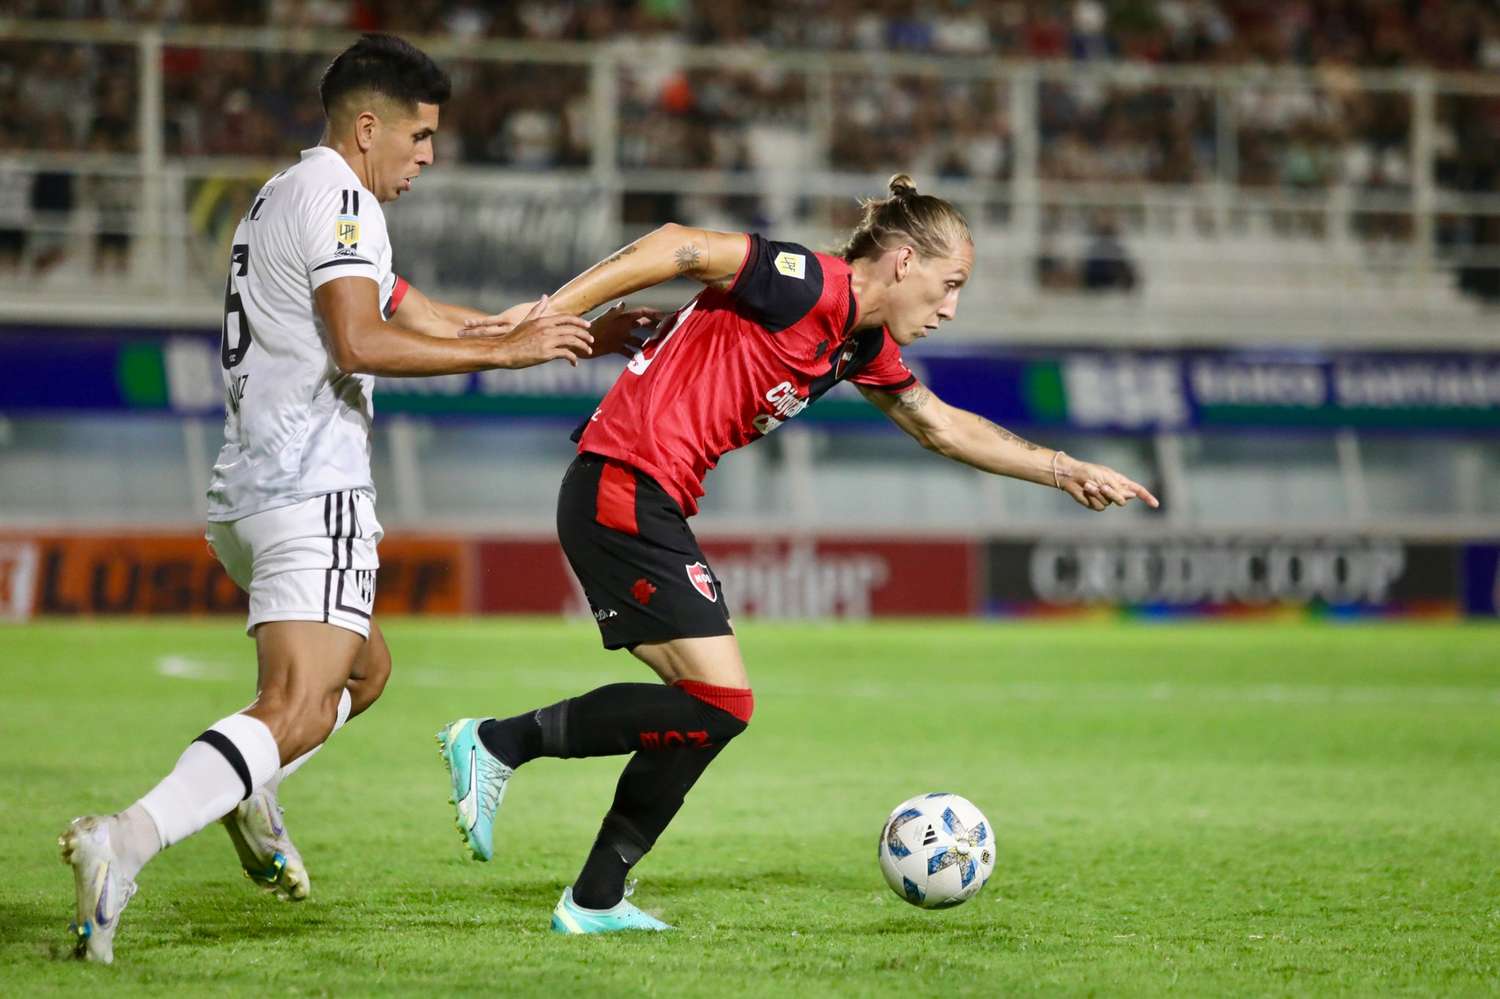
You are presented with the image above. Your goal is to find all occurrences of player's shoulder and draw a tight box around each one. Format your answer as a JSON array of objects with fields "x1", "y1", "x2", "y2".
[
  {"x1": 276, "y1": 148, "x2": 381, "y2": 217},
  {"x1": 728, "y1": 235, "x2": 851, "y2": 334},
  {"x1": 738, "y1": 235, "x2": 847, "y2": 279}
]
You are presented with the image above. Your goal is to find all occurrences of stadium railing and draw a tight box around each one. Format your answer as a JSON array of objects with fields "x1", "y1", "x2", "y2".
[{"x1": 0, "y1": 20, "x2": 1497, "y2": 344}]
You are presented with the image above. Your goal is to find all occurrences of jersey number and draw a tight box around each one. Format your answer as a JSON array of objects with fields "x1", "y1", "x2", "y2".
[
  {"x1": 625, "y1": 299, "x2": 695, "y2": 376},
  {"x1": 222, "y1": 242, "x2": 252, "y2": 369}
]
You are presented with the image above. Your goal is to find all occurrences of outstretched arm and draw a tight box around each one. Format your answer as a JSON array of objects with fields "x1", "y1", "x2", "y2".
[
  {"x1": 389, "y1": 281, "x2": 492, "y2": 338},
  {"x1": 857, "y1": 383, "x2": 1160, "y2": 512},
  {"x1": 550, "y1": 223, "x2": 749, "y2": 314},
  {"x1": 315, "y1": 278, "x2": 593, "y2": 376},
  {"x1": 460, "y1": 224, "x2": 748, "y2": 342}
]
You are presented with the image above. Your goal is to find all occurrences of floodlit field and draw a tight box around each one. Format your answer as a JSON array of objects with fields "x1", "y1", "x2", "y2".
[{"x1": 2, "y1": 618, "x2": 1498, "y2": 996}]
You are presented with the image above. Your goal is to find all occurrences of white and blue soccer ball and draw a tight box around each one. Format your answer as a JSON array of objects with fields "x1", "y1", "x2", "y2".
[{"x1": 877, "y1": 792, "x2": 995, "y2": 909}]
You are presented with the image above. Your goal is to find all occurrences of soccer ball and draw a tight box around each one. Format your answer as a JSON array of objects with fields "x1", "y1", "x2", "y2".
[{"x1": 877, "y1": 792, "x2": 995, "y2": 909}]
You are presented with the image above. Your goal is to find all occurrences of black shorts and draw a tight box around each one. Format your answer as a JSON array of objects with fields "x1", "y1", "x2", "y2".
[{"x1": 557, "y1": 452, "x2": 731, "y2": 650}]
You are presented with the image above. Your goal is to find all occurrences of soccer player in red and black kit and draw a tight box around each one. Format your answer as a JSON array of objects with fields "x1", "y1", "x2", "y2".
[{"x1": 437, "y1": 175, "x2": 1159, "y2": 934}]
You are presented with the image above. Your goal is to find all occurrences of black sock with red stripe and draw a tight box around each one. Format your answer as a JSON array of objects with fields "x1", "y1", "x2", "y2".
[
  {"x1": 477, "y1": 681, "x2": 752, "y2": 768},
  {"x1": 571, "y1": 744, "x2": 727, "y2": 909},
  {"x1": 566, "y1": 681, "x2": 754, "y2": 910}
]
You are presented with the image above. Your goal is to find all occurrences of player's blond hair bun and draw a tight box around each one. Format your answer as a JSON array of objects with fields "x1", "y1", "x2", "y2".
[{"x1": 838, "y1": 174, "x2": 970, "y2": 262}]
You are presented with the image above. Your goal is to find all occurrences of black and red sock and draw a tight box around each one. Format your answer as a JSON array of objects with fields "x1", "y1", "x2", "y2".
[
  {"x1": 569, "y1": 681, "x2": 754, "y2": 910},
  {"x1": 477, "y1": 680, "x2": 753, "y2": 767},
  {"x1": 475, "y1": 680, "x2": 754, "y2": 910}
]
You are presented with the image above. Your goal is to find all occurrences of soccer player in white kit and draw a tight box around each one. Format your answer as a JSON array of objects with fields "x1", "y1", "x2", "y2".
[{"x1": 58, "y1": 34, "x2": 614, "y2": 964}]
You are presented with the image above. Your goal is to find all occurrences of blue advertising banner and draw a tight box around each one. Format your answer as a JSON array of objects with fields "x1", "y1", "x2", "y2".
[
  {"x1": 1463, "y1": 544, "x2": 1500, "y2": 616},
  {"x1": 3, "y1": 326, "x2": 1499, "y2": 432}
]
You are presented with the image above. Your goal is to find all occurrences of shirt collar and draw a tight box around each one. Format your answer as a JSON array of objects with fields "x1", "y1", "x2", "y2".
[{"x1": 300, "y1": 145, "x2": 363, "y2": 187}]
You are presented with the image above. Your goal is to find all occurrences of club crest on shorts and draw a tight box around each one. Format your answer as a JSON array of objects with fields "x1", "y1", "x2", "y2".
[{"x1": 685, "y1": 562, "x2": 716, "y2": 602}]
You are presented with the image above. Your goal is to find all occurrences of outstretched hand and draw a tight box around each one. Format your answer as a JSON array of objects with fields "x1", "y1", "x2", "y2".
[
  {"x1": 479, "y1": 295, "x2": 593, "y2": 369},
  {"x1": 458, "y1": 299, "x2": 536, "y2": 339},
  {"x1": 587, "y1": 301, "x2": 662, "y2": 358},
  {"x1": 462, "y1": 299, "x2": 659, "y2": 361},
  {"x1": 1057, "y1": 455, "x2": 1160, "y2": 512}
]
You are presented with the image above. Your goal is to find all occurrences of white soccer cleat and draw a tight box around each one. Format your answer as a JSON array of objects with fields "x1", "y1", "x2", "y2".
[
  {"x1": 222, "y1": 787, "x2": 310, "y2": 901},
  {"x1": 59, "y1": 816, "x2": 139, "y2": 964}
]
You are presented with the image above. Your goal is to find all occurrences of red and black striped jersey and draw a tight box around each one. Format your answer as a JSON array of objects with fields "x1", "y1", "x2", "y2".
[{"x1": 575, "y1": 234, "x2": 918, "y2": 516}]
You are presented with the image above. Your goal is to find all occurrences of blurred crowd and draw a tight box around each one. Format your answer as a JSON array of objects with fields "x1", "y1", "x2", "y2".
[
  {"x1": 1, "y1": 0, "x2": 1497, "y2": 294},
  {"x1": 6, "y1": 0, "x2": 1499, "y2": 68}
]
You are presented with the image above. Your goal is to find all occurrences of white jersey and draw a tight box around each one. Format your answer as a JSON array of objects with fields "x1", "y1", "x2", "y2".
[{"x1": 206, "y1": 146, "x2": 402, "y2": 522}]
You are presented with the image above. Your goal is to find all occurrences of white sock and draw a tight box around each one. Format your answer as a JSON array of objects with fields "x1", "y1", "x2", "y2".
[
  {"x1": 109, "y1": 803, "x2": 163, "y2": 881},
  {"x1": 265, "y1": 688, "x2": 352, "y2": 793},
  {"x1": 136, "y1": 713, "x2": 280, "y2": 856}
]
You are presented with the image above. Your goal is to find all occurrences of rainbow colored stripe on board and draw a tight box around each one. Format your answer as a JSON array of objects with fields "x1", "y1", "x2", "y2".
[{"x1": 986, "y1": 600, "x2": 1463, "y2": 621}]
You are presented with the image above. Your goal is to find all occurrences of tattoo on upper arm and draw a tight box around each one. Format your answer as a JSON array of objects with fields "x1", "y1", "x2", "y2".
[
  {"x1": 895, "y1": 385, "x2": 932, "y2": 412},
  {"x1": 674, "y1": 243, "x2": 703, "y2": 275},
  {"x1": 979, "y1": 416, "x2": 1041, "y2": 450},
  {"x1": 598, "y1": 244, "x2": 638, "y2": 267}
]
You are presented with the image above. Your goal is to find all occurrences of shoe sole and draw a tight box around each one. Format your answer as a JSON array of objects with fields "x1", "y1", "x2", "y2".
[
  {"x1": 549, "y1": 909, "x2": 673, "y2": 934},
  {"x1": 57, "y1": 825, "x2": 92, "y2": 960}
]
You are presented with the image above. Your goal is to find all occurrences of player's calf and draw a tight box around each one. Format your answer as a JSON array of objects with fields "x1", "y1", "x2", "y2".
[
  {"x1": 346, "y1": 621, "x2": 392, "y2": 718},
  {"x1": 475, "y1": 679, "x2": 753, "y2": 768},
  {"x1": 246, "y1": 619, "x2": 366, "y2": 762},
  {"x1": 245, "y1": 686, "x2": 348, "y2": 764},
  {"x1": 565, "y1": 683, "x2": 754, "y2": 910},
  {"x1": 221, "y1": 686, "x2": 353, "y2": 901},
  {"x1": 439, "y1": 682, "x2": 752, "y2": 866}
]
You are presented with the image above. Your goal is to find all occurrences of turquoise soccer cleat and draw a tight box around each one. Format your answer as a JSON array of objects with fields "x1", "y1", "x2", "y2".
[
  {"x1": 435, "y1": 718, "x2": 512, "y2": 862},
  {"x1": 550, "y1": 886, "x2": 673, "y2": 935}
]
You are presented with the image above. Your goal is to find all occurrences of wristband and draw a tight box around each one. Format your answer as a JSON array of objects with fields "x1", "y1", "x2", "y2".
[{"x1": 1051, "y1": 450, "x2": 1067, "y2": 490}]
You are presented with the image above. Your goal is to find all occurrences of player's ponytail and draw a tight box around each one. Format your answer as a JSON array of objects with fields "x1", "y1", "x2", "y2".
[{"x1": 837, "y1": 173, "x2": 972, "y2": 262}]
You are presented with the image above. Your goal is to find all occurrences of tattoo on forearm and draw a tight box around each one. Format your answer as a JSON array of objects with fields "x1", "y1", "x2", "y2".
[
  {"x1": 895, "y1": 385, "x2": 932, "y2": 412},
  {"x1": 598, "y1": 244, "x2": 638, "y2": 267},
  {"x1": 980, "y1": 417, "x2": 1041, "y2": 450},
  {"x1": 674, "y1": 243, "x2": 703, "y2": 275}
]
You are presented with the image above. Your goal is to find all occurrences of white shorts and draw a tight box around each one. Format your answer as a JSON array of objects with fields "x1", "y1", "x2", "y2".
[{"x1": 208, "y1": 489, "x2": 383, "y2": 638}]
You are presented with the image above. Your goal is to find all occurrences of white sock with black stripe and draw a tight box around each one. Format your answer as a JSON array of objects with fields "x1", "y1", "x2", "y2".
[
  {"x1": 265, "y1": 688, "x2": 351, "y2": 792},
  {"x1": 131, "y1": 714, "x2": 280, "y2": 867}
]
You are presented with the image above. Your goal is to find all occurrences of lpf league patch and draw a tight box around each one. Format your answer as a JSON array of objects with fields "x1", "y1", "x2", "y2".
[
  {"x1": 335, "y1": 214, "x2": 360, "y2": 248},
  {"x1": 773, "y1": 251, "x2": 805, "y2": 279},
  {"x1": 685, "y1": 562, "x2": 717, "y2": 602}
]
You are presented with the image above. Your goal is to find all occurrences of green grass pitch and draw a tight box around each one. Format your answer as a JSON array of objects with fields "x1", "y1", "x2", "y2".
[{"x1": 2, "y1": 618, "x2": 1498, "y2": 996}]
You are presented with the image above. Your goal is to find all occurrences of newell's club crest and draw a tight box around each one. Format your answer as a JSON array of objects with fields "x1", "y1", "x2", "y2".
[{"x1": 685, "y1": 562, "x2": 717, "y2": 602}]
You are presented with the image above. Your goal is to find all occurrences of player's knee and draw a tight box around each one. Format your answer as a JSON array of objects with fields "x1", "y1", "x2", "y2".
[
  {"x1": 717, "y1": 708, "x2": 749, "y2": 743},
  {"x1": 679, "y1": 682, "x2": 753, "y2": 744}
]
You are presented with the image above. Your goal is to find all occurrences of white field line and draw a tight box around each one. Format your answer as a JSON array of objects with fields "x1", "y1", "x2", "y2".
[{"x1": 155, "y1": 655, "x2": 238, "y2": 681}]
